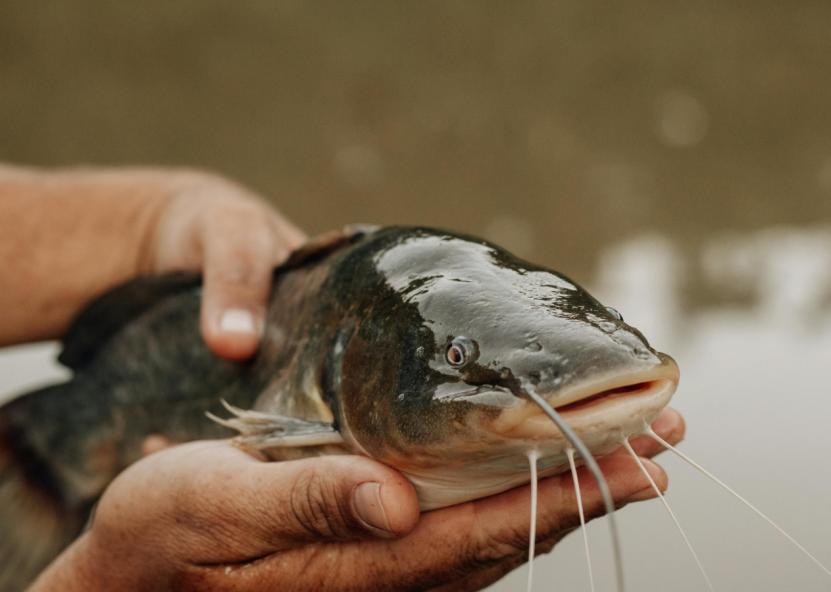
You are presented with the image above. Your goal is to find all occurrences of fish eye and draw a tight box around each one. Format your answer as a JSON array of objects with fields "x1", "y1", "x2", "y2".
[
  {"x1": 606, "y1": 306, "x2": 624, "y2": 322},
  {"x1": 446, "y1": 336, "x2": 477, "y2": 368}
]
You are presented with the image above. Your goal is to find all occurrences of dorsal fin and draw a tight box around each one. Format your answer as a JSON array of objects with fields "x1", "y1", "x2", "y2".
[
  {"x1": 282, "y1": 224, "x2": 378, "y2": 269},
  {"x1": 58, "y1": 225, "x2": 379, "y2": 371},
  {"x1": 58, "y1": 272, "x2": 202, "y2": 370}
]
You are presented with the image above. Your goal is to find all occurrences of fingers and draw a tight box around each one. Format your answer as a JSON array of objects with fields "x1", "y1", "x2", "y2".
[
  {"x1": 232, "y1": 452, "x2": 420, "y2": 550},
  {"x1": 140, "y1": 434, "x2": 174, "y2": 457},
  {"x1": 265, "y1": 208, "x2": 306, "y2": 248},
  {"x1": 184, "y1": 447, "x2": 669, "y2": 592},
  {"x1": 199, "y1": 208, "x2": 273, "y2": 360},
  {"x1": 356, "y1": 451, "x2": 667, "y2": 587},
  {"x1": 241, "y1": 453, "x2": 665, "y2": 591},
  {"x1": 615, "y1": 407, "x2": 685, "y2": 460},
  {"x1": 154, "y1": 409, "x2": 680, "y2": 591},
  {"x1": 199, "y1": 203, "x2": 304, "y2": 360},
  {"x1": 150, "y1": 172, "x2": 306, "y2": 361},
  {"x1": 116, "y1": 442, "x2": 421, "y2": 564},
  {"x1": 468, "y1": 452, "x2": 666, "y2": 558}
]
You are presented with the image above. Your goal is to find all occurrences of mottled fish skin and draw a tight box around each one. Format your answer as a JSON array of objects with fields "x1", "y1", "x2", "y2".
[{"x1": 0, "y1": 226, "x2": 677, "y2": 590}]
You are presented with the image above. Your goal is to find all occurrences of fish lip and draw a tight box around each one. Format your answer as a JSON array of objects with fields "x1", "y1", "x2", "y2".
[
  {"x1": 491, "y1": 354, "x2": 679, "y2": 440},
  {"x1": 546, "y1": 352, "x2": 679, "y2": 411}
]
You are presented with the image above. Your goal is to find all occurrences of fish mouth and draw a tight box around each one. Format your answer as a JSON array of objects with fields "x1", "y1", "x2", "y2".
[
  {"x1": 555, "y1": 379, "x2": 666, "y2": 414},
  {"x1": 492, "y1": 355, "x2": 680, "y2": 442}
]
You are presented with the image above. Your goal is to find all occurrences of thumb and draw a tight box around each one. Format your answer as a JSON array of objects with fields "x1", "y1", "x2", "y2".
[
  {"x1": 192, "y1": 450, "x2": 422, "y2": 557},
  {"x1": 270, "y1": 455, "x2": 421, "y2": 543}
]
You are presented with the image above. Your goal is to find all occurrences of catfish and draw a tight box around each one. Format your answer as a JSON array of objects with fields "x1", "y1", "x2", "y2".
[{"x1": 0, "y1": 226, "x2": 678, "y2": 590}]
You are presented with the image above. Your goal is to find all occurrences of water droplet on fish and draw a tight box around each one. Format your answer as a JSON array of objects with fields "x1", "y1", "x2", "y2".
[{"x1": 606, "y1": 306, "x2": 624, "y2": 322}]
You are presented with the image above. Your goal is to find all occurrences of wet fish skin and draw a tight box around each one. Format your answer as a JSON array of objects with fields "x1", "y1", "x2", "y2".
[{"x1": 313, "y1": 228, "x2": 670, "y2": 501}]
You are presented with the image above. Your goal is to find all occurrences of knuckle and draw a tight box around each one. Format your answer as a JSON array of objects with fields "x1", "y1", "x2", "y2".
[
  {"x1": 207, "y1": 230, "x2": 275, "y2": 289},
  {"x1": 289, "y1": 465, "x2": 354, "y2": 540},
  {"x1": 210, "y1": 260, "x2": 264, "y2": 290},
  {"x1": 467, "y1": 510, "x2": 528, "y2": 569},
  {"x1": 177, "y1": 171, "x2": 257, "y2": 207},
  {"x1": 535, "y1": 534, "x2": 563, "y2": 556},
  {"x1": 467, "y1": 532, "x2": 526, "y2": 570}
]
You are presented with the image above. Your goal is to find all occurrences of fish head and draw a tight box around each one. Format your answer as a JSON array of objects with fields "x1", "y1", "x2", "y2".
[{"x1": 337, "y1": 228, "x2": 679, "y2": 508}]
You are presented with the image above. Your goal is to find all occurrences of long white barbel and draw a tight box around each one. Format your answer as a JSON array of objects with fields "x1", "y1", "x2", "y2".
[
  {"x1": 622, "y1": 438, "x2": 715, "y2": 592},
  {"x1": 524, "y1": 389, "x2": 626, "y2": 592},
  {"x1": 526, "y1": 450, "x2": 539, "y2": 592},
  {"x1": 566, "y1": 447, "x2": 596, "y2": 592},
  {"x1": 646, "y1": 427, "x2": 831, "y2": 579}
]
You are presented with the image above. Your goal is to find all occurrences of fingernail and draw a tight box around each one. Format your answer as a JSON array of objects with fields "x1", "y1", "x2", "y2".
[
  {"x1": 626, "y1": 458, "x2": 665, "y2": 502},
  {"x1": 351, "y1": 482, "x2": 394, "y2": 537},
  {"x1": 219, "y1": 309, "x2": 259, "y2": 335}
]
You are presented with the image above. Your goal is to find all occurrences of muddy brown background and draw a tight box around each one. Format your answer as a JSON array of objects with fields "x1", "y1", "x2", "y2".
[{"x1": 2, "y1": 2, "x2": 830, "y2": 284}]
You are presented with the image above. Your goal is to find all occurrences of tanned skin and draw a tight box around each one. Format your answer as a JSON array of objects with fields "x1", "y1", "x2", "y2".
[
  {"x1": 0, "y1": 164, "x2": 685, "y2": 591},
  {"x1": 0, "y1": 165, "x2": 305, "y2": 358}
]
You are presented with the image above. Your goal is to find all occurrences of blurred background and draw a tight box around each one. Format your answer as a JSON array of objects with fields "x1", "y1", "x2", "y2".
[{"x1": 1, "y1": 2, "x2": 830, "y2": 590}]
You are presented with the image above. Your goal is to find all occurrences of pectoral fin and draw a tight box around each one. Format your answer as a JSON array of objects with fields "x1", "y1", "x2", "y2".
[{"x1": 207, "y1": 400, "x2": 344, "y2": 449}]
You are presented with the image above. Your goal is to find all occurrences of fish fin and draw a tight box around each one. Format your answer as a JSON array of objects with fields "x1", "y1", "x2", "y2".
[
  {"x1": 282, "y1": 224, "x2": 378, "y2": 269},
  {"x1": 59, "y1": 272, "x2": 201, "y2": 370},
  {"x1": 207, "y1": 400, "x2": 344, "y2": 450}
]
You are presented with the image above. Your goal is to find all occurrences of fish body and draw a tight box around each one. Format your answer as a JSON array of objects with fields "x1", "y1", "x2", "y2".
[{"x1": 0, "y1": 226, "x2": 677, "y2": 589}]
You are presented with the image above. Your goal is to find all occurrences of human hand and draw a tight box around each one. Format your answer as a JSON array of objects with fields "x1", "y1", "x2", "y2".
[
  {"x1": 150, "y1": 173, "x2": 306, "y2": 360},
  {"x1": 0, "y1": 166, "x2": 304, "y2": 354},
  {"x1": 32, "y1": 408, "x2": 684, "y2": 592}
]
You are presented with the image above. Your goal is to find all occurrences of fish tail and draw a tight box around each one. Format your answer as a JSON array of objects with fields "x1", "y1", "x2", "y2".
[{"x1": 0, "y1": 387, "x2": 88, "y2": 591}]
